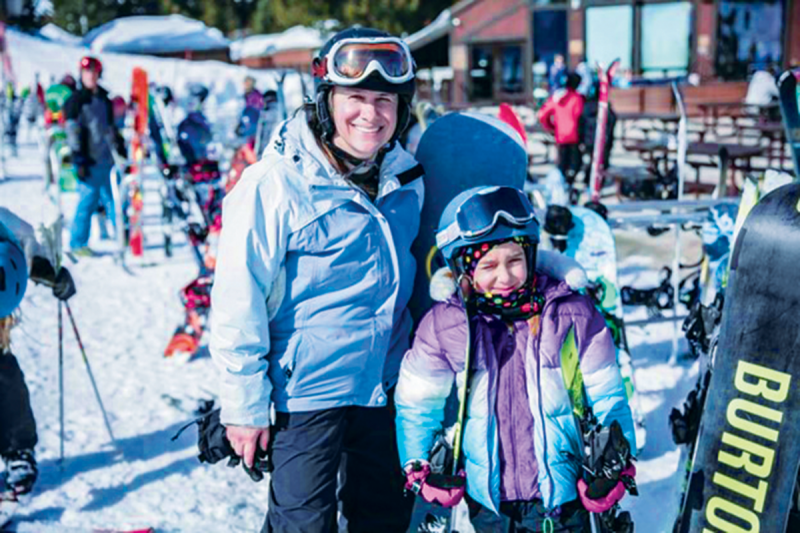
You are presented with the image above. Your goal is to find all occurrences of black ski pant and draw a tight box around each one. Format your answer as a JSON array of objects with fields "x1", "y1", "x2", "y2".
[
  {"x1": 0, "y1": 352, "x2": 38, "y2": 455},
  {"x1": 557, "y1": 144, "x2": 583, "y2": 186},
  {"x1": 263, "y1": 391, "x2": 414, "y2": 533},
  {"x1": 468, "y1": 496, "x2": 590, "y2": 532}
]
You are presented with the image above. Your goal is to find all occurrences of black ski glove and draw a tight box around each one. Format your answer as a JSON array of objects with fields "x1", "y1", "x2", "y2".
[
  {"x1": 30, "y1": 257, "x2": 76, "y2": 301},
  {"x1": 52, "y1": 268, "x2": 76, "y2": 301},
  {"x1": 174, "y1": 407, "x2": 271, "y2": 483},
  {"x1": 585, "y1": 420, "x2": 637, "y2": 499}
]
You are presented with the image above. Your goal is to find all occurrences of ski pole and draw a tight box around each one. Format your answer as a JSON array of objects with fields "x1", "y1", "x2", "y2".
[
  {"x1": 63, "y1": 301, "x2": 117, "y2": 446},
  {"x1": 58, "y1": 299, "x2": 65, "y2": 467}
]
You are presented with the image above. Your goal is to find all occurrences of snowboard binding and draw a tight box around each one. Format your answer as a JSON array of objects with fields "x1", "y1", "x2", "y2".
[{"x1": 621, "y1": 267, "x2": 675, "y2": 316}]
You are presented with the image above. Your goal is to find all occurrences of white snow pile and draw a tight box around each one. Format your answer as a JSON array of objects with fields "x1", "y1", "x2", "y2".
[
  {"x1": 231, "y1": 24, "x2": 331, "y2": 61},
  {"x1": 37, "y1": 23, "x2": 82, "y2": 46},
  {"x1": 82, "y1": 15, "x2": 230, "y2": 55}
]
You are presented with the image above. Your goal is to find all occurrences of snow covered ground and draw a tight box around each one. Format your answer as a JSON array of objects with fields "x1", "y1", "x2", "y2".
[{"x1": 0, "y1": 130, "x2": 701, "y2": 532}]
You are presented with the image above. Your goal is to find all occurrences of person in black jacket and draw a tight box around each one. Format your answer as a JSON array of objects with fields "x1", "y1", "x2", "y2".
[{"x1": 64, "y1": 56, "x2": 126, "y2": 257}]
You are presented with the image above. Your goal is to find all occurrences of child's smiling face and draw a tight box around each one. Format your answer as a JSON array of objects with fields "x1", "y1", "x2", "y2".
[{"x1": 472, "y1": 241, "x2": 527, "y2": 295}]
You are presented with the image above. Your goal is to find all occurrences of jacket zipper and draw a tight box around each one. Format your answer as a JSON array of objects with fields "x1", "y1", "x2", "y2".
[
  {"x1": 535, "y1": 293, "x2": 577, "y2": 510},
  {"x1": 507, "y1": 325, "x2": 523, "y2": 500}
]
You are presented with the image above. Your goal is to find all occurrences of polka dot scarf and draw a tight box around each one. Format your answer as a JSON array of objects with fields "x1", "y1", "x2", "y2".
[{"x1": 455, "y1": 236, "x2": 545, "y2": 321}]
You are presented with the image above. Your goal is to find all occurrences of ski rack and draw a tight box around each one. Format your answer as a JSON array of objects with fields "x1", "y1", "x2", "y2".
[
  {"x1": 604, "y1": 198, "x2": 738, "y2": 229},
  {"x1": 605, "y1": 197, "x2": 739, "y2": 332}
]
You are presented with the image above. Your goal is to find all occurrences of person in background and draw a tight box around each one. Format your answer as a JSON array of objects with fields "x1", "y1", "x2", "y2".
[
  {"x1": 243, "y1": 75, "x2": 264, "y2": 111},
  {"x1": 3, "y1": 82, "x2": 21, "y2": 157},
  {"x1": 64, "y1": 56, "x2": 126, "y2": 257},
  {"x1": 538, "y1": 72, "x2": 585, "y2": 186},
  {"x1": 548, "y1": 54, "x2": 567, "y2": 92}
]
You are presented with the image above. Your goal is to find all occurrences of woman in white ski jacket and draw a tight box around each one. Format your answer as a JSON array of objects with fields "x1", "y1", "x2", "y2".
[{"x1": 209, "y1": 27, "x2": 423, "y2": 533}]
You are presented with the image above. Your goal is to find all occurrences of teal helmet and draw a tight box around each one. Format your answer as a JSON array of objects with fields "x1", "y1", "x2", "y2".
[{"x1": 436, "y1": 185, "x2": 540, "y2": 266}]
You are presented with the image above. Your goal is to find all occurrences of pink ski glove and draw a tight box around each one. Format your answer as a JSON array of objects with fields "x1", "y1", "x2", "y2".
[
  {"x1": 577, "y1": 464, "x2": 636, "y2": 514},
  {"x1": 405, "y1": 463, "x2": 466, "y2": 508}
]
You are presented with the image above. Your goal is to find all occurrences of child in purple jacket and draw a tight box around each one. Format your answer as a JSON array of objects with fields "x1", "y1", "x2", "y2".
[{"x1": 395, "y1": 186, "x2": 636, "y2": 532}]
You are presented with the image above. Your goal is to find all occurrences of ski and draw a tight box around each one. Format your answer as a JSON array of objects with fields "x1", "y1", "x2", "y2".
[
  {"x1": 587, "y1": 60, "x2": 619, "y2": 204},
  {"x1": 127, "y1": 67, "x2": 149, "y2": 258}
]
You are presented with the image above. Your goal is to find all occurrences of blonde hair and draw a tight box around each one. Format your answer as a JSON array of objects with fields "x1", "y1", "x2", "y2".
[{"x1": 0, "y1": 313, "x2": 19, "y2": 354}]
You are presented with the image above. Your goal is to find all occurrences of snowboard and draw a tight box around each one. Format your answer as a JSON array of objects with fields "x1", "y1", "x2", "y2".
[
  {"x1": 563, "y1": 206, "x2": 646, "y2": 453},
  {"x1": 408, "y1": 111, "x2": 529, "y2": 323},
  {"x1": 777, "y1": 70, "x2": 800, "y2": 174},
  {"x1": 405, "y1": 112, "x2": 529, "y2": 532},
  {"x1": 675, "y1": 183, "x2": 800, "y2": 533},
  {"x1": 587, "y1": 60, "x2": 619, "y2": 203},
  {"x1": 127, "y1": 67, "x2": 149, "y2": 257},
  {"x1": 42, "y1": 84, "x2": 77, "y2": 191},
  {"x1": 698, "y1": 203, "x2": 737, "y2": 304},
  {"x1": 43, "y1": 83, "x2": 72, "y2": 124}
]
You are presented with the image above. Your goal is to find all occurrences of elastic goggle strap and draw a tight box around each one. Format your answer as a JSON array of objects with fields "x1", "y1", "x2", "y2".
[{"x1": 315, "y1": 37, "x2": 415, "y2": 86}]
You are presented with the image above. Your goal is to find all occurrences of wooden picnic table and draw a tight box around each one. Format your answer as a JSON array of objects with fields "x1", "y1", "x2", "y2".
[
  {"x1": 726, "y1": 121, "x2": 788, "y2": 170},
  {"x1": 617, "y1": 112, "x2": 681, "y2": 123},
  {"x1": 616, "y1": 112, "x2": 710, "y2": 143},
  {"x1": 626, "y1": 139, "x2": 767, "y2": 196},
  {"x1": 696, "y1": 101, "x2": 780, "y2": 136}
]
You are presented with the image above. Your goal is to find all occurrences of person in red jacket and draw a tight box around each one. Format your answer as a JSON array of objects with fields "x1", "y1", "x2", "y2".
[{"x1": 537, "y1": 72, "x2": 584, "y2": 185}]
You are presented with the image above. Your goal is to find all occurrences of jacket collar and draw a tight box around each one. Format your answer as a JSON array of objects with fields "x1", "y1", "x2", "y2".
[
  {"x1": 444, "y1": 273, "x2": 576, "y2": 320},
  {"x1": 77, "y1": 85, "x2": 109, "y2": 100},
  {"x1": 268, "y1": 110, "x2": 418, "y2": 198}
]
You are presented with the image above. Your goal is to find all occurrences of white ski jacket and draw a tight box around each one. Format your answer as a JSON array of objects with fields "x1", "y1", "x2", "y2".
[{"x1": 210, "y1": 112, "x2": 424, "y2": 426}]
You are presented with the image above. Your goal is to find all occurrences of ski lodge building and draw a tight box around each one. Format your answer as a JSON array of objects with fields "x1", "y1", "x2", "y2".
[
  {"x1": 408, "y1": 0, "x2": 799, "y2": 114},
  {"x1": 232, "y1": 26, "x2": 329, "y2": 73}
]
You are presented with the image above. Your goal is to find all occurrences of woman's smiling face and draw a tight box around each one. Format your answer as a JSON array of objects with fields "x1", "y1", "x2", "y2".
[{"x1": 330, "y1": 86, "x2": 398, "y2": 160}]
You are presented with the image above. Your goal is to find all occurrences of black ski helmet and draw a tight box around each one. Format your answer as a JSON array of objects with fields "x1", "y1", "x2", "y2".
[{"x1": 312, "y1": 27, "x2": 416, "y2": 147}]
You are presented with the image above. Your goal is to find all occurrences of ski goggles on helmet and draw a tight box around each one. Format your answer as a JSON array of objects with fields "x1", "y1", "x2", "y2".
[
  {"x1": 313, "y1": 37, "x2": 415, "y2": 86},
  {"x1": 80, "y1": 56, "x2": 103, "y2": 76},
  {"x1": 437, "y1": 186, "x2": 536, "y2": 250}
]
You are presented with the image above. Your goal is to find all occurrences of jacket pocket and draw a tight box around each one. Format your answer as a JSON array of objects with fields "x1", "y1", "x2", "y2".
[{"x1": 277, "y1": 334, "x2": 303, "y2": 396}]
